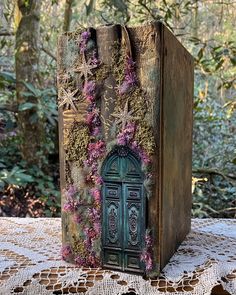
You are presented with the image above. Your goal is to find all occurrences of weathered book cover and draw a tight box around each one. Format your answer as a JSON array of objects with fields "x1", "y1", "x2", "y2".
[{"x1": 57, "y1": 22, "x2": 193, "y2": 277}]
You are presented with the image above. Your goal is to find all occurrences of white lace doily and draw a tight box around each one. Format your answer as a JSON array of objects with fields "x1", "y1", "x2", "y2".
[{"x1": 0, "y1": 218, "x2": 235, "y2": 295}]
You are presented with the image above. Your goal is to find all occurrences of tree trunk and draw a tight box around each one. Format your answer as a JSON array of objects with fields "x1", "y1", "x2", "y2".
[
  {"x1": 63, "y1": 0, "x2": 73, "y2": 32},
  {"x1": 15, "y1": 0, "x2": 42, "y2": 166}
]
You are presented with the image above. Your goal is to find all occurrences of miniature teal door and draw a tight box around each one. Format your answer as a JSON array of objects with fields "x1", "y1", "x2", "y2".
[{"x1": 102, "y1": 146, "x2": 146, "y2": 274}]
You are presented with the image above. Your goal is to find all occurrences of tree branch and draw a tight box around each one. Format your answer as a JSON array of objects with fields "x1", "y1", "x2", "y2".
[
  {"x1": 0, "y1": 104, "x2": 18, "y2": 113},
  {"x1": 193, "y1": 168, "x2": 236, "y2": 182},
  {"x1": 41, "y1": 46, "x2": 56, "y2": 61},
  {"x1": 0, "y1": 31, "x2": 15, "y2": 36}
]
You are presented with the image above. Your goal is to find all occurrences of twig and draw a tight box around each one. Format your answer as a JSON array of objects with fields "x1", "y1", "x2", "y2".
[
  {"x1": 41, "y1": 46, "x2": 56, "y2": 61},
  {"x1": 0, "y1": 31, "x2": 15, "y2": 36},
  {"x1": 193, "y1": 168, "x2": 236, "y2": 183},
  {"x1": 0, "y1": 104, "x2": 18, "y2": 113}
]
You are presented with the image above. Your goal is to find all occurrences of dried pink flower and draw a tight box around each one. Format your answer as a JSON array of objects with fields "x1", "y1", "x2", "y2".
[
  {"x1": 87, "y1": 140, "x2": 106, "y2": 162},
  {"x1": 61, "y1": 244, "x2": 72, "y2": 260},
  {"x1": 79, "y1": 30, "x2": 91, "y2": 53},
  {"x1": 93, "y1": 174, "x2": 103, "y2": 185},
  {"x1": 90, "y1": 188, "x2": 101, "y2": 203},
  {"x1": 73, "y1": 213, "x2": 83, "y2": 224},
  {"x1": 140, "y1": 230, "x2": 153, "y2": 271},
  {"x1": 91, "y1": 51, "x2": 99, "y2": 66},
  {"x1": 140, "y1": 251, "x2": 153, "y2": 271},
  {"x1": 75, "y1": 255, "x2": 87, "y2": 266},
  {"x1": 65, "y1": 184, "x2": 77, "y2": 198},
  {"x1": 94, "y1": 221, "x2": 101, "y2": 235},
  {"x1": 91, "y1": 126, "x2": 100, "y2": 136},
  {"x1": 63, "y1": 185, "x2": 80, "y2": 213},
  {"x1": 83, "y1": 81, "x2": 96, "y2": 102},
  {"x1": 87, "y1": 252, "x2": 99, "y2": 267},
  {"x1": 118, "y1": 56, "x2": 137, "y2": 95},
  {"x1": 88, "y1": 207, "x2": 100, "y2": 223},
  {"x1": 63, "y1": 202, "x2": 74, "y2": 213},
  {"x1": 117, "y1": 122, "x2": 136, "y2": 145}
]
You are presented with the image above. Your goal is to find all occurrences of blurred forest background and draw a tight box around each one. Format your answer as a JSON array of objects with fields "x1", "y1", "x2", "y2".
[{"x1": 0, "y1": 0, "x2": 235, "y2": 218}]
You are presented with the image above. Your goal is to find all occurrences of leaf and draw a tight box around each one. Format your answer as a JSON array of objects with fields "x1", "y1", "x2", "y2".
[
  {"x1": 112, "y1": 0, "x2": 127, "y2": 12},
  {"x1": 197, "y1": 47, "x2": 204, "y2": 61},
  {"x1": 29, "y1": 112, "x2": 39, "y2": 123},
  {"x1": 21, "y1": 91, "x2": 36, "y2": 97},
  {"x1": 215, "y1": 59, "x2": 224, "y2": 71},
  {"x1": 232, "y1": 158, "x2": 236, "y2": 165},
  {"x1": 0, "y1": 162, "x2": 6, "y2": 168},
  {"x1": 0, "y1": 71, "x2": 16, "y2": 83},
  {"x1": 21, "y1": 81, "x2": 41, "y2": 97},
  {"x1": 188, "y1": 36, "x2": 201, "y2": 44},
  {"x1": 85, "y1": 0, "x2": 95, "y2": 15},
  {"x1": 18, "y1": 102, "x2": 37, "y2": 111},
  {"x1": 230, "y1": 56, "x2": 236, "y2": 66}
]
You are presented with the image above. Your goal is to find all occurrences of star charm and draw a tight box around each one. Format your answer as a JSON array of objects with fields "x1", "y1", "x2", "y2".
[
  {"x1": 58, "y1": 88, "x2": 78, "y2": 112},
  {"x1": 112, "y1": 100, "x2": 138, "y2": 130},
  {"x1": 57, "y1": 71, "x2": 70, "y2": 84},
  {"x1": 73, "y1": 53, "x2": 97, "y2": 84}
]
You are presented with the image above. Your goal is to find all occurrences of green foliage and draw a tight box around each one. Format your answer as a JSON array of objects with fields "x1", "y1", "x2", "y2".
[
  {"x1": 0, "y1": 69, "x2": 60, "y2": 216},
  {"x1": 0, "y1": 0, "x2": 235, "y2": 218},
  {"x1": 19, "y1": 82, "x2": 58, "y2": 126},
  {"x1": 0, "y1": 166, "x2": 34, "y2": 189}
]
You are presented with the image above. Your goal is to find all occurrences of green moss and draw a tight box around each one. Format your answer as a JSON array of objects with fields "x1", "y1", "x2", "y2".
[
  {"x1": 135, "y1": 122, "x2": 155, "y2": 156},
  {"x1": 65, "y1": 122, "x2": 90, "y2": 166},
  {"x1": 111, "y1": 45, "x2": 126, "y2": 84},
  {"x1": 72, "y1": 234, "x2": 86, "y2": 256},
  {"x1": 94, "y1": 63, "x2": 110, "y2": 82}
]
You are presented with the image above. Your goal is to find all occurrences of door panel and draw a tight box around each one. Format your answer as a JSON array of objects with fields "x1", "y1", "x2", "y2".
[
  {"x1": 125, "y1": 156, "x2": 143, "y2": 181},
  {"x1": 104, "y1": 199, "x2": 122, "y2": 248},
  {"x1": 103, "y1": 155, "x2": 121, "y2": 181},
  {"x1": 102, "y1": 147, "x2": 146, "y2": 274},
  {"x1": 124, "y1": 252, "x2": 143, "y2": 272},
  {"x1": 103, "y1": 249, "x2": 122, "y2": 270},
  {"x1": 125, "y1": 184, "x2": 142, "y2": 200},
  {"x1": 105, "y1": 183, "x2": 121, "y2": 199},
  {"x1": 124, "y1": 201, "x2": 143, "y2": 250}
]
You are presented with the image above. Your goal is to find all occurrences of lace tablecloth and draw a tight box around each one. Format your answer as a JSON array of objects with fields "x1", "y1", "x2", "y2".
[{"x1": 0, "y1": 218, "x2": 235, "y2": 295}]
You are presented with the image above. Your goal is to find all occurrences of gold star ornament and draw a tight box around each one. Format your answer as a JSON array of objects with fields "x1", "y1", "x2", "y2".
[
  {"x1": 112, "y1": 100, "x2": 138, "y2": 130},
  {"x1": 73, "y1": 53, "x2": 97, "y2": 84},
  {"x1": 58, "y1": 88, "x2": 78, "y2": 112}
]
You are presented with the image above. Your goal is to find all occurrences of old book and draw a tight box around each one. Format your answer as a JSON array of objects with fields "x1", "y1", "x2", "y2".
[{"x1": 57, "y1": 22, "x2": 193, "y2": 277}]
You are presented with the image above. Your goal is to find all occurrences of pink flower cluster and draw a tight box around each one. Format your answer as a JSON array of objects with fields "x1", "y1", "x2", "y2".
[
  {"x1": 131, "y1": 141, "x2": 151, "y2": 165},
  {"x1": 63, "y1": 185, "x2": 80, "y2": 213},
  {"x1": 84, "y1": 140, "x2": 105, "y2": 185},
  {"x1": 83, "y1": 81, "x2": 96, "y2": 102},
  {"x1": 86, "y1": 140, "x2": 106, "y2": 166},
  {"x1": 86, "y1": 107, "x2": 101, "y2": 136},
  {"x1": 117, "y1": 122, "x2": 136, "y2": 145},
  {"x1": 140, "y1": 231, "x2": 153, "y2": 271},
  {"x1": 118, "y1": 56, "x2": 137, "y2": 95},
  {"x1": 140, "y1": 250, "x2": 153, "y2": 272},
  {"x1": 91, "y1": 51, "x2": 99, "y2": 66},
  {"x1": 74, "y1": 224, "x2": 100, "y2": 267},
  {"x1": 75, "y1": 251, "x2": 99, "y2": 268},
  {"x1": 79, "y1": 30, "x2": 91, "y2": 53},
  {"x1": 61, "y1": 244, "x2": 72, "y2": 261},
  {"x1": 117, "y1": 123, "x2": 151, "y2": 165},
  {"x1": 73, "y1": 213, "x2": 82, "y2": 224},
  {"x1": 90, "y1": 188, "x2": 101, "y2": 204},
  {"x1": 88, "y1": 208, "x2": 101, "y2": 235}
]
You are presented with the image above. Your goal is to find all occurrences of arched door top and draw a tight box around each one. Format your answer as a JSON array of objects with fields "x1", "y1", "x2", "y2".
[{"x1": 101, "y1": 145, "x2": 143, "y2": 183}]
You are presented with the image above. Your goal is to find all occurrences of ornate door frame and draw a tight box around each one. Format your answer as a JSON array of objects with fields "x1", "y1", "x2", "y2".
[{"x1": 101, "y1": 146, "x2": 146, "y2": 274}]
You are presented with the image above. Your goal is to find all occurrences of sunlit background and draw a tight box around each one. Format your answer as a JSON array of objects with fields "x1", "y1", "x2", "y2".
[{"x1": 0, "y1": 0, "x2": 235, "y2": 218}]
